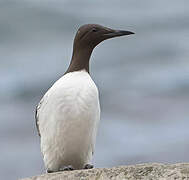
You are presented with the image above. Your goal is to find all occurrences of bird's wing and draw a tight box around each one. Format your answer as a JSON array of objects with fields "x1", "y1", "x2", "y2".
[
  {"x1": 35, "y1": 103, "x2": 41, "y2": 137},
  {"x1": 35, "y1": 96, "x2": 46, "y2": 137}
]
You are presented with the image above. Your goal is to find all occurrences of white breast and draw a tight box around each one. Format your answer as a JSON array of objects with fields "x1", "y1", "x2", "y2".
[{"x1": 37, "y1": 70, "x2": 100, "y2": 171}]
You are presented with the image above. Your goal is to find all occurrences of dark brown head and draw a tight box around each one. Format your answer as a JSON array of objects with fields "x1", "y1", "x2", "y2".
[
  {"x1": 65, "y1": 24, "x2": 134, "y2": 74},
  {"x1": 73, "y1": 24, "x2": 134, "y2": 51}
]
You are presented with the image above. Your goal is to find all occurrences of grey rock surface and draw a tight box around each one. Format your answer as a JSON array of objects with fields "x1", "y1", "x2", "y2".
[{"x1": 21, "y1": 163, "x2": 189, "y2": 180}]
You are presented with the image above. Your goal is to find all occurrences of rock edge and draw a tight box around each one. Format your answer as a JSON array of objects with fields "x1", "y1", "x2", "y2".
[{"x1": 20, "y1": 163, "x2": 189, "y2": 180}]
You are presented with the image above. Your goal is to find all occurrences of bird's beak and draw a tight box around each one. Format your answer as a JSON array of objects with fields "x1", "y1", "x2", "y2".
[{"x1": 103, "y1": 29, "x2": 134, "y2": 39}]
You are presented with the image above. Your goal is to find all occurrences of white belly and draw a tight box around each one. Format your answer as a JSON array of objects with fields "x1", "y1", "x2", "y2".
[{"x1": 37, "y1": 70, "x2": 100, "y2": 171}]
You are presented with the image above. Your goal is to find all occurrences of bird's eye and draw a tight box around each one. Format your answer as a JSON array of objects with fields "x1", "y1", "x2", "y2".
[{"x1": 92, "y1": 28, "x2": 98, "y2": 32}]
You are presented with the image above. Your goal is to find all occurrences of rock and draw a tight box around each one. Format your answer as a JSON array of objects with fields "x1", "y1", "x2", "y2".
[{"x1": 20, "y1": 163, "x2": 189, "y2": 180}]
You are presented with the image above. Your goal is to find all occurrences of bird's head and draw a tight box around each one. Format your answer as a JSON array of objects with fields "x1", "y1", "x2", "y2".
[{"x1": 73, "y1": 24, "x2": 134, "y2": 51}]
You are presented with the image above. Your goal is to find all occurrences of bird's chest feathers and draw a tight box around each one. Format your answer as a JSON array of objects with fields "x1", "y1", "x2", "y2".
[{"x1": 47, "y1": 70, "x2": 100, "y2": 121}]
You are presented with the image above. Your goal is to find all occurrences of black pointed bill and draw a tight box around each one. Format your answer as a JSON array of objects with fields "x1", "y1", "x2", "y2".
[{"x1": 104, "y1": 30, "x2": 134, "y2": 38}]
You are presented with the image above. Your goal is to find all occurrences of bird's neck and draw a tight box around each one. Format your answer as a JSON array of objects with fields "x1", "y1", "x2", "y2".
[{"x1": 65, "y1": 47, "x2": 93, "y2": 74}]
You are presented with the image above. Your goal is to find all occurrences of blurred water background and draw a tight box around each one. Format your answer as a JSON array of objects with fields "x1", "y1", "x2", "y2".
[{"x1": 0, "y1": 0, "x2": 189, "y2": 179}]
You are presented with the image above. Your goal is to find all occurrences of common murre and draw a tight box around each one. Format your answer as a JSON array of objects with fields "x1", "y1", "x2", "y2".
[{"x1": 35, "y1": 24, "x2": 134, "y2": 172}]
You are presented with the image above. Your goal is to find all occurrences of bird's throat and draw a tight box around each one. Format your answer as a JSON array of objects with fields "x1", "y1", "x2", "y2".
[{"x1": 65, "y1": 47, "x2": 93, "y2": 74}]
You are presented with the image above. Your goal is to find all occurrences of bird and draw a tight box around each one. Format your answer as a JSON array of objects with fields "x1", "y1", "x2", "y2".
[{"x1": 35, "y1": 24, "x2": 134, "y2": 173}]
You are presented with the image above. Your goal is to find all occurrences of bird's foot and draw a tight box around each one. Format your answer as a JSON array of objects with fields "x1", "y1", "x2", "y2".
[
  {"x1": 47, "y1": 169, "x2": 54, "y2": 173},
  {"x1": 47, "y1": 165, "x2": 74, "y2": 173},
  {"x1": 84, "y1": 164, "x2": 94, "y2": 169},
  {"x1": 59, "y1": 165, "x2": 75, "y2": 171}
]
